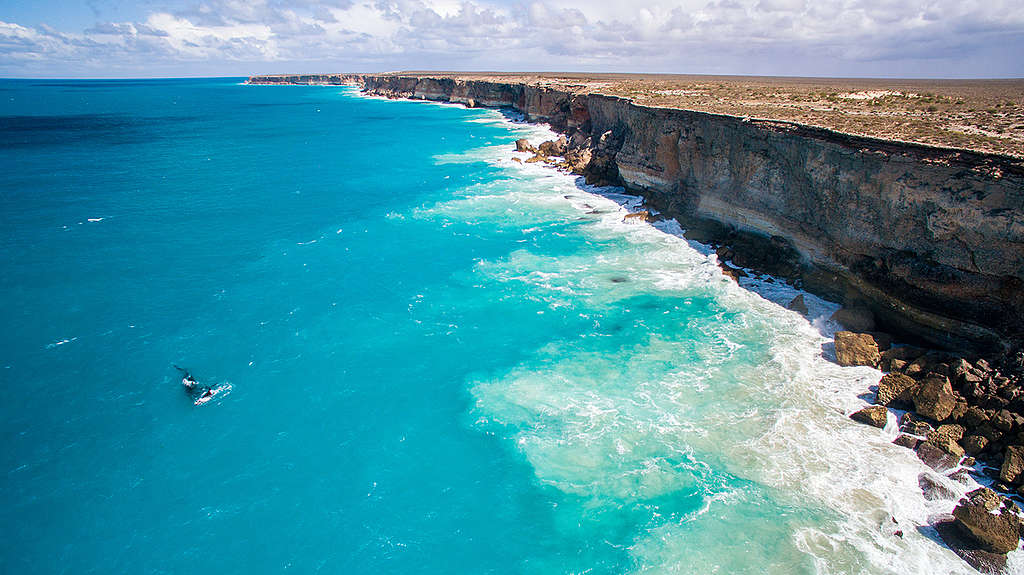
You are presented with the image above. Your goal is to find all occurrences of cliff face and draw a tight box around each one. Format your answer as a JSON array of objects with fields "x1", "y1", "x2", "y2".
[{"x1": 248, "y1": 74, "x2": 1024, "y2": 351}]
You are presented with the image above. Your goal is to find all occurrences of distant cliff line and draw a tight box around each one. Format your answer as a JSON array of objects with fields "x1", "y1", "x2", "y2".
[{"x1": 247, "y1": 73, "x2": 1024, "y2": 354}]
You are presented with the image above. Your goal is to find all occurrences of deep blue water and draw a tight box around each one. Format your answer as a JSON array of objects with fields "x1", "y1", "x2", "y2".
[{"x1": 0, "y1": 78, "x2": 983, "y2": 574}]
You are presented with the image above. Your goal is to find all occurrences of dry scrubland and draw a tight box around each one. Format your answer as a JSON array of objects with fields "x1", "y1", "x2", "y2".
[{"x1": 395, "y1": 72, "x2": 1024, "y2": 158}]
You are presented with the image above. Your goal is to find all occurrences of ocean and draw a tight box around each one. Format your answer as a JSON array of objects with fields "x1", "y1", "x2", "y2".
[{"x1": 0, "y1": 78, "x2": 1002, "y2": 574}]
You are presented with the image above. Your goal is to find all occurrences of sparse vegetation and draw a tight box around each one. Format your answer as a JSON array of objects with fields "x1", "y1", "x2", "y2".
[{"x1": 394, "y1": 72, "x2": 1024, "y2": 157}]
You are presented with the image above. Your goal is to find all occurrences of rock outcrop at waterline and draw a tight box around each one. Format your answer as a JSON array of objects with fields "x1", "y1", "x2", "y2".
[
  {"x1": 247, "y1": 73, "x2": 1024, "y2": 353},
  {"x1": 841, "y1": 333, "x2": 1024, "y2": 569}
]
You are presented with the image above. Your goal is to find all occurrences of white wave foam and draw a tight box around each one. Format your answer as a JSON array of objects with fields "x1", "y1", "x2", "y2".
[{"x1": 360, "y1": 91, "x2": 1012, "y2": 573}]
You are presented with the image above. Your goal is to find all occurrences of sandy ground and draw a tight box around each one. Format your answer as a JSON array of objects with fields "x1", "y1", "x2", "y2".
[{"x1": 386, "y1": 72, "x2": 1024, "y2": 158}]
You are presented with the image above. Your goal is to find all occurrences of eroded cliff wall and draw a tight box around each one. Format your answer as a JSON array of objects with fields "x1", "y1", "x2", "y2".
[{"x1": 249, "y1": 74, "x2": 1024, "y2": 351}]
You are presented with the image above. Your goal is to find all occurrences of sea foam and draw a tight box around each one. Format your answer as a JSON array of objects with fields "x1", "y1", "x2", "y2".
[{"x1": 424, "y1": 106, "x2": 1002, "y2": 573}]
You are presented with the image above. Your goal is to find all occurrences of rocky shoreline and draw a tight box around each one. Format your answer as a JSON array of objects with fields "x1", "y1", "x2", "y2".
[
  {"x1": 837, "y1": 327, "x2": 1024, "y2": 572},
  {"x1": 518, "y1": 121, "x2": 1024, "y2": 574},
  {"x1": 248, "y1": 73, "x2": 1024, "y2": 571},
  {"x1": 248, "y1": 73, "x2": 1023, "y2": 355}
]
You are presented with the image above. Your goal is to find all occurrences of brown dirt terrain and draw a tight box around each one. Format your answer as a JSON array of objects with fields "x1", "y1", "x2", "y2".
[{"x1": 389, "y1": 72, "x2": 1024, "y2": 158}]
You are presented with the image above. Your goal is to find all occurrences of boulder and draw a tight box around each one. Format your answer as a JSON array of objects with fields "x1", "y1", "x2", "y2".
[
  {"x1": 787, "y1": 294, "x2": 808, "y2": 315},
  {"x1": 993, "y1": 410, "x2": 1016, "y2": 433},
  {"x1": 927, "y1": 362, "x2": 952, "y2": 378},
  {"x1": 929, "y1": 424, "x2": 967, "y2": 444},
  {"x1": 964, "y1": 435, "x2": 991, "y2": 456},
  {"x1": 563, "y1": 147, "x2": 592, "y2": 173},
  {"x1": 514, "y1": 138, "x2": 535, "y2": 153},
  {"x1": 919, "y1": 472, "x2": 958, "y2": 501},
  {"x1": 904, "y1": 356, "x2": 931, "y2": 377},
  {"x1": 998, "y1": 445, "x2": 1024, "y2": 485},
  {"x1": 952, "y1": 491, "x2": 1022, "y2": 554},
  {"x1": 874, "y1": 373, "x2": 918, "y2": 408},
  {"x1": 537, "y1": 136, "x2": 568, "y2": 156},
  {"x1": 886, "y1": 358, "x2": 908, "y2": 372},
  {"x1": 917, "y1": 437, "x2": 962, "y2": 470},
  {"x1": 951, "y1": 357, "x2": 973, "y2": 381},
  {"x1": 949, "y1": 400, "x2": 969, "y2": 423},
  {"x1": 977, "y1": 424, "x2": 1006, "y2": 442},
  {"x1": 834, "y1": 331, "x2": 880, "y2": 367},
  {"x1": 623, "y1": 211, "x2": 653, "y2": 223},
  {"x1": 901, "y1": 412, "x2": 934, "y2": 436},
  {"x1": 913, "y1": 376, "x2": 957, "y2": 421},
  {"x1": 963, "y1": 406, "x2": 992, "y2": 429},
  {"x1": 917, "y1": 441, "x2": 962, "y2": 472},
  {"x1": 964, "y1": 369, "x2": 986, "y2": 385},
  {"x1": 849, "y1": 405, "x2": 888, "y2": 428},
  {"x1": 928, "y1": 437, "x2": 966, "y2": 460},
  {"x1": 830, "y1": 307, "x2": 875, "y2": 332},
  {"x1": 948, "y1": 468, "x2": 972, "y2": 485},
  {"x1": 893, "y1": 434, "x2": 921, "y2": 449},
  {"x1": 967, "y1": 487, "x2": 1003, "y2": 512},
  {"x1": 719, "y1": 263, "x2": 747, "y2": 281},
  {"x1": 934, "y1": 518, "x2": 1009, "y2": 574}
]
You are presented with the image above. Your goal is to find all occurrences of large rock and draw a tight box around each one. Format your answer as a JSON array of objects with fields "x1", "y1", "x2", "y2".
[
  {"x1": 904, "y1": 355, "x2": 931, "y2": 377},
  {"x1": 834, "y1": 331, "x2": 880, "y2": 367},
  {"x1": 948, "y1": 400, "x2": 969, "y2": 424},
  {"x1": 929, "y1": 424, "x2": 967, "y2": 445},
  {"x1": 849, "y1": 405, "x2": 888, "y2": 428},
  {"x1": 968, "y1": 487, "x2": 1003, "y2": 512},
  {"x1": 919, "y1": 472, "x2": 959, "y2": 501},
  {"x1": 913, "y1": 376, "x2": 958, "y2": 421},
  {"x1": 874, "y1": 373, "x2": 918, "y2": 408},
  {"x1": 787, "y1": 294, "x2": 808, "y2": 315},
  {"x1": 948, "y1": 468, "x2": 972, "y2": 485},
  {"x1": 999, "y1": 445, "x2": 1024, "y2": 486},
  {"x1": 934, "y1": 518, "x2": 1009, "y2": 574},
  {"x1": 992, "y1": 410, "x2": 1016, "y2": 433},
  {"x1": 514, "y1": 138, "x2": 535, "y2": 153},
  {"x1": 951, "y1": 357, "x2": 973, "y2": 380},
  {"x1": 964, "y1": 434, "x2": 991, "y2": 455},
  {"x1": 901, "y1": 412, "x2": 934, "y2": 436},
  {"x1": 963, "y1": 406, "x2": 992, "y2": 429},
  {"x1": 623, "y1": 211, "x2": 653, "y2": 223},
  {"x1": 830, "y1": 307, "x2": 876, "y2": 332},
  {"x1": 952, "y1": 490, "x2": 1022, "y2": 554},
  {"x1": 893, "y1": 434, "x2": 921, "y2": 449},
  {"x1": 917, "y1": 441, "x2": 961, "y2": 472},
  {"x1": 928, "y1": 437, "x2": 966, "y2": 460},
  {"x1": 537, "y1": 136, "x2": 568, "y2": 156}
]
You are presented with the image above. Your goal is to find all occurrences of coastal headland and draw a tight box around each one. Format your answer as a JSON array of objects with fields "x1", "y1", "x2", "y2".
[
  {"x1": 248, "y1": 72, "x2": 1024, "y2": 570},
  {"x1": 249, "y1": 72, "x2": 1023, "y2": 356}
]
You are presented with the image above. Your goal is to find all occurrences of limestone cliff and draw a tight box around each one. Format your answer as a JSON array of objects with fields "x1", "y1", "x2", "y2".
[{"x1": 248, "y1": 74, "x2": 1024, "y2": 352}]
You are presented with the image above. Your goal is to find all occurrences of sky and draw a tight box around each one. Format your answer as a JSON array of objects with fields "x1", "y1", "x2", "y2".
[{"x1": 1, "y1": 0, "x2": 1022, "y2": 78}]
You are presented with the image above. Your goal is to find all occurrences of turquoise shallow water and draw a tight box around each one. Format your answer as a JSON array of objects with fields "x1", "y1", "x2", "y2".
[{"x1": 0, "y1": 79, "x2": 997, "y2": 574}]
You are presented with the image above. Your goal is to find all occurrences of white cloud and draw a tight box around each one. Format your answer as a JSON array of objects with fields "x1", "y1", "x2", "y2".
[{"x1": 0, "y1": 0, "x2": 1022, "y2": 77}]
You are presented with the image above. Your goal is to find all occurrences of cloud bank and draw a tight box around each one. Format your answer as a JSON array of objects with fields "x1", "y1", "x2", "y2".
[{"x1": 1, "y1": 0, "x2": 1022, "y2": 77}]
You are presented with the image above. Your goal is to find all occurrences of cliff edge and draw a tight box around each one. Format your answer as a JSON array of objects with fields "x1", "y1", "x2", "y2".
[{"x1": 248, "y1": 73, "x2": 1024, "y2": 353}]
